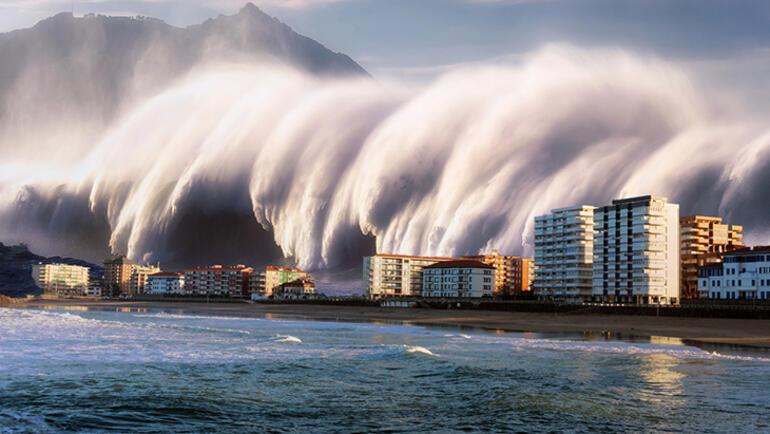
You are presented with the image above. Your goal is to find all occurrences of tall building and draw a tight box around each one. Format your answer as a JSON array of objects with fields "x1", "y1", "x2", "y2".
[
  {"x1": 698, "y1": 246, "x2": 770, "y2": 300},
  {"x1": 515, "y1": 258, "x2": 534, "y2": 294},
  {"x1": 103, "y1": 255, "x2": 135, "y2": 297},
  {"x1": 680, "y1": 215, "x2": 743, "y2": 300},
  {"x1": 128, "y1": 264, "x2": 161, "y2": 296},
  {"x1": 262, "y1": 266, "x2": 310, "y2": 297},
  {"x1": 422, "y1": 260, "x2": 495, "y2": 298},
  {"x1": 533, "y1": 205, "x2": 596, "y2": 301},
  {"x1": 31, "y1": 263, "x2": 90, "y2": 297},
  {"x1": 592, "y1": 195, "x2": 680, "y2": 304},
  {"x1": 184, "y1": 265, "x2": 253, "y2": 297},
  {"x1": 146, "y1": 272, "x2": 185, "y2": 295},
  {"x1": 363, "y1": 253, "x2": 459, "y2": 298}
]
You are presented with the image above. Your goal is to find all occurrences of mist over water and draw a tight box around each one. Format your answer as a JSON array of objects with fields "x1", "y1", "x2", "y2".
[{"x1": 2, "y1": 45, "x2": 770, "y2": 271}]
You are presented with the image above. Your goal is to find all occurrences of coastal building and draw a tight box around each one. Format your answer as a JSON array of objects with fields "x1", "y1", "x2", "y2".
[
  {"x1": 533, "y1": 205, "x2": 596, "y2": 301},
  {"x1": 262, "y1": 266, "x2": 310, "y2": 297},
  {"x1": 128, "y1": 264, "x2": 161, "y2": 296},
  {"x1": 680, "y1": 215, "x2": 743, "y2": 300},
  {"x1": 698, "y1": 246, "x2": 770, "y2": 300},
  {"x1": 515, "y1": 258, "x2": 535, "y2": 294},
  {"x1": 146, "y1": 272, "x2": 185, "y2": 295},
  {"x1": 31, "y1": 263, "x2": 90, "y2": 297},
  {"x1": 249, "y1": 271, "x2": 266, "y2": 298},
  {"x1": 363, "y1": 253, "x2": 459, "y2": 298},
  {"x1": 273, "y1": 278, "x2": 316, "y2": 300},
  {"x1": 422, "y1": 260, "x2": 495, "y2": 298},
  {"x1": 184, "y1": 265, "x2": 253, "y2": 297},
  {"x1": 86, "y1": 278, "x2": 103, "y2": 297},
  {"x1": 463, "y1": 250, "x2": 532, "y2": 296},
  {"x1": 592, "y1": 195, "x2": 680, "y2": 304},
  {"x1": 103, "y1": 255, "x2": 135, "y2": 297}
]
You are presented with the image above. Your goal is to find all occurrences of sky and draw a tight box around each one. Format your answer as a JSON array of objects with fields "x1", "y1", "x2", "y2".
[{"x1": 2, "y1": 0, "x2": 770, "y2": 79}]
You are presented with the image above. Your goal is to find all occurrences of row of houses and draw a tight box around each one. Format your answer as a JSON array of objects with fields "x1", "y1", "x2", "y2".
[
  {"x1": 33, "y1": 257, "x2": 316, "y2": 300},
  {"x1": 364, "y1": 251, "x2": 532, "y2": 299}
]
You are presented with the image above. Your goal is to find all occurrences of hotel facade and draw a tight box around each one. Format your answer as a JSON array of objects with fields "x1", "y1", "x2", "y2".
[
  {"x1": 422, "y1": 260, "x2": 495, "y2": 298},
  {"x1": 680, "y1": 215, "x2": 743, "y2": 300},
  {"x1": 698, "y1": 246, "x2": 770, "y2": 300},
  {"x1": 31, "y1": 263, "x2": 90, "y2": 297},
  {"x1": 592, "y1": 196, "x2": 680, "y2": 304},
  {"x1": 364, "y1": 253, "x2": 458, "y2": 298},
  {"x1": 533, "y1": 205, "x2": 596, "y2": 301}
]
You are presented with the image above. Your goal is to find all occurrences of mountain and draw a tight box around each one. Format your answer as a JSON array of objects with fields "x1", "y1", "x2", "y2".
[
  {"x1": 0, "y1": 243, "x2": 102, "y2": 297},
  {"x1": 0, "y1": 3, "x2": 368, "y2": 159}
]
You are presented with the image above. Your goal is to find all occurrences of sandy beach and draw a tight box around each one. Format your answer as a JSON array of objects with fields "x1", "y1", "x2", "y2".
[{"x1": 13, "y1": 298, "x2": 770, "y2": 350}]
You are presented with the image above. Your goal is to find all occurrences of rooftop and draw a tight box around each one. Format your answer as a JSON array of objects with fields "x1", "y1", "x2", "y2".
[{"x1": 424, "y1": 260, "x2": 494, "y2": 270}]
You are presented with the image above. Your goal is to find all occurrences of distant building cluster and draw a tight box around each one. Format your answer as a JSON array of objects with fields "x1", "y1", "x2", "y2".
[{"x1": 33, "y1": 255, "x2": 316, "y2": 300}]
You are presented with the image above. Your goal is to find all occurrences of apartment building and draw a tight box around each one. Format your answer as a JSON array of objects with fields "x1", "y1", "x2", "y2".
[
  {"x1": 592, "y1": 196, "x2": 680, "y2": 304},
  {"x1": 363, "y1": 253, "x2": 459, "y2": 298},
  {"x1": 422, "y1": 260, "x2": 495, "y2": 298},
  {"x1": 273, "y1": 278, "x2": 317, "y2": 300},
  {"x1": 262, "y1": 266, "x2": 310, "y2": 297},
  {"x1": 533, "y1": 205, "x2": 596, "y2": 301},
  {"x1": 128, "y1": 264, "x2": 161, "y2": 296},
  {"x1": 103, "y1": 255, "x2": 135, "y2": 297},
  {"x1": 463, "y1": 250, "x2": 533, "y2": 296},
  {"x1": 184, "y1": 265, "x2": 253, "y2": 297},
  {"x1": 146, "y1": 272, "x2": 185, "y2": 295},
  {"x1": 680, "y1": 215, "x2": 743, "y2": 300},
  {"x1": 31, "y1": 263, "x2": 90, "y2": 297},
  {"x1": 698, "y1": 246, "x2": 770, "y2": 300}
]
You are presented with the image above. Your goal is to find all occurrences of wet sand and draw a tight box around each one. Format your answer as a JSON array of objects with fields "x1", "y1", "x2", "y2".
[{"x1": 16, "y1": 298, "x2": 770, "y2": 350}]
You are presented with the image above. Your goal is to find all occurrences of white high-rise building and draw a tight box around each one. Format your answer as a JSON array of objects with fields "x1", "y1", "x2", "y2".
[
  {"x1": 363, "y1": 254, "x2": 458, "y2": 298},
  {"x1": 31, "y1": 263, "x2": 90, "y2": 297},
  {"x1": 533, "y1": 205, "x2": 596, "y2": 301},
  {"x1": 592, "y1": 195, "x2": 680, "y2": 304}
]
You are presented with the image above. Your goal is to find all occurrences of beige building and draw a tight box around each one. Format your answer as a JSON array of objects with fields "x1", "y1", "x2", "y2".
[
  {"x1": 262, "y1": 266, "x2": 310, "y2": 297},
  {"x1": 680, "y1": 215, "x2": 743, "y2": 299},
  {"x1": 464, "y1": 250, "x2": 534, "y2": 296},
  {"x1": 32, "y1": 263, "x2": 90, "y2": 297},
  {"x1": 129, "y1": 264, "x2": 161, "y2": 296},
  {"x1": 364, "y1": 253, "x2": 459, "y2": 298}
]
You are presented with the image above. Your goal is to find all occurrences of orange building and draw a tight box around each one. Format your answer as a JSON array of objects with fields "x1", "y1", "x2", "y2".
[
  {"x1": 464, "y1": 250, "x2": 534, "y2": 297},
  {"x1": 680, "y1": 215, "x2": 743, "y2": 299}
]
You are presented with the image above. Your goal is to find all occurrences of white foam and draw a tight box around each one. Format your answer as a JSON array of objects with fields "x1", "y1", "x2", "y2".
[
  {"x1": 404, "y1": 345, "x2": 437, "y2": 357},
  {"x1": 275, "y1": 335, "x2": 303, "y2": 344}
]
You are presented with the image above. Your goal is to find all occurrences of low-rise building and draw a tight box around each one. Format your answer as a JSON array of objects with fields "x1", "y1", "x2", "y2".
[
  {"x1": 262, "y1": 266, "x2": 310, "y2": 297},
  {"x1": 184, "y1": 265, "x2": 252, "y2": 297},
  {"x1": 273, "y1": 279, "x2": 316, "y2": 300},
  {"x1": 364, "y1": 253, "x2": 460, "y2": 298},
  {"x1": 147, "y1": 272, "x2": 185, "y2": 295},
  {"x1": 422, "y1": 260, "x2": 495, "y2": 298},
  {"x1": 698, "y1": 246, "x2": 770, "y2": 300},
  {"x1": 463, "y1": 250, "x2": 533, "y2": 296},
  {"x1": 31, "y1": 263, "x2": 90, "y2": 297}
]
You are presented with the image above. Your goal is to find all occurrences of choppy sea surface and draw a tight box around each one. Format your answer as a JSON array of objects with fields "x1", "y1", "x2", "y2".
[{"x1": 1, "y1": 307, "x2": 769, "y2": 433}]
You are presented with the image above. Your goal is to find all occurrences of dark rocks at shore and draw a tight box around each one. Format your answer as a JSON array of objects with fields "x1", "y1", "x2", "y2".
[{"x1": 0, "y1": 242, "x2": 102, "y2": 297}]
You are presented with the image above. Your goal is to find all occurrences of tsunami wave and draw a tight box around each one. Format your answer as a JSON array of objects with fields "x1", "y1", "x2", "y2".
[{"x1": 1, "y1": 45, "x2": 769, "y2": 270}]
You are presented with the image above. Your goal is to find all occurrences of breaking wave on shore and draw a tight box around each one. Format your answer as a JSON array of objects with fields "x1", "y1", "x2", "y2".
[{"x1": 1, "y1": 45, "x2": 769, "y2": 269}]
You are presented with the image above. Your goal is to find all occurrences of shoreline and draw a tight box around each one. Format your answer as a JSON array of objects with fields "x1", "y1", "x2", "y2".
[{"x1": 13, "y1": 298, "x2": 770, "y2": 351}]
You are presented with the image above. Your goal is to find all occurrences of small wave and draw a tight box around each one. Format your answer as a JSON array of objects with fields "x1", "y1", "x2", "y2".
[
  {"x1": 405, "y1": 345, "x2": 437, "y2": 356},
  {"x1": 275, "y1": 335, "x2": 302, "y2": 344}
]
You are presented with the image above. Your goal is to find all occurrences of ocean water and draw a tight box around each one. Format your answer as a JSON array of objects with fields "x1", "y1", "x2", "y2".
[{"x1": 1, "y1": 308, "x2": 769, "y2": 433}]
